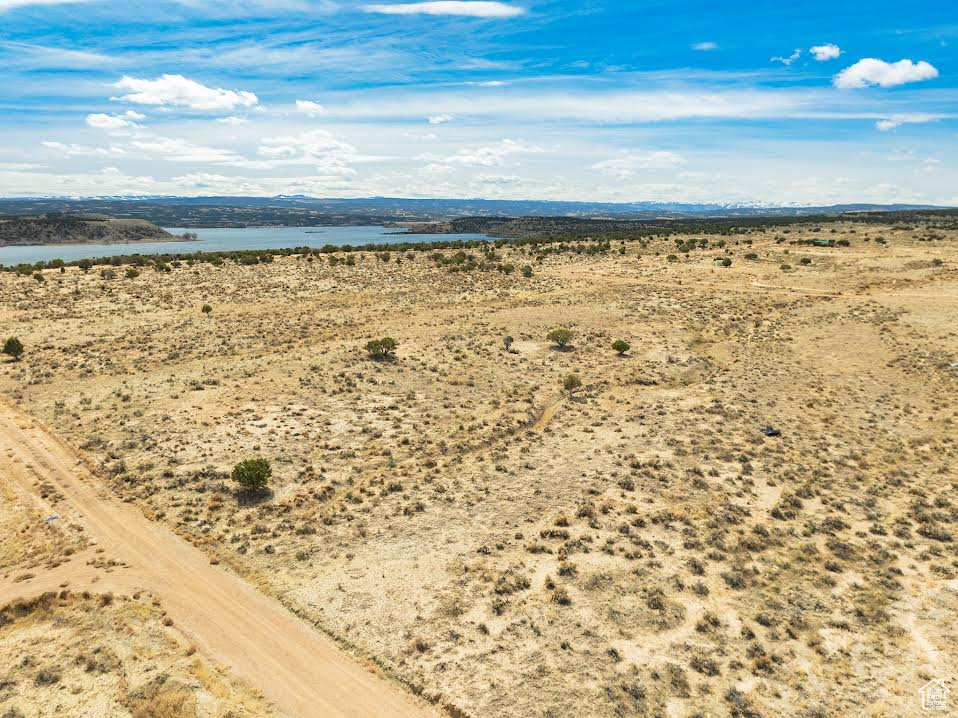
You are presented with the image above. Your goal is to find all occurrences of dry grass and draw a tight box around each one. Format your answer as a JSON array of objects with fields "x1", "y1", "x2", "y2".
[
  {"x1": 0, "y1": 591, "x2": 276, "y2": 717},
  {"x1": 0, "y1": 475, "x2": 88, "y2": 576},
  {"x1": 0, "y1": 220, "x2": 956, "y2": 717}
]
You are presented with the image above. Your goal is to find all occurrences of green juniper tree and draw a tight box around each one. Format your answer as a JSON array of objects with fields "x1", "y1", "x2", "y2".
[
  {"x1": 3, "y1": 337, "x2": 23, "y2": 361},
  {"x1": 232, "y1": 458, "x2": 272, "y2": 492}
]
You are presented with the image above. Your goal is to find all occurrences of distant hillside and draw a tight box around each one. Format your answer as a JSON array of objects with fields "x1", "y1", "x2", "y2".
[
  {"x1": 0, "y1": 197, "x2": 949, "y2": 228},
  {"x1": 403, "y1": 214, "x2": 836, "y2": 239},
  {"x1": 0, "y1": 214, "x2": 174, "y2": 247}
]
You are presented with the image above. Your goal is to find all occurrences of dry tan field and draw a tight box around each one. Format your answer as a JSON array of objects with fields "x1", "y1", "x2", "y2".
[
  {"x1": 0, "y1": 220, "x2": 956, "y2": 718},
  {"x1": 0, "y1": 590, "x2": 275, "y2": 718}
]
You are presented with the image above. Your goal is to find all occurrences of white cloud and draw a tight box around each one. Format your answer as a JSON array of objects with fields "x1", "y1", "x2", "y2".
[
  {"x1": 170, "y1": 172, "x2": 269, "y2": 195},
  {"x1": 0, "y1": 40, "x2": 114, "y2": 68},
  {"x1": 0, "y1": 0, "x2": 97, "y2": 10},
  {"x1": 422, "y1": 162, "x2": 454, "y2": 174},
  {"x1": 113, "y1": 74, "x2": 259, "y2": 111},
  {"x1": 0, "y1": 162, "x2": 45, "y2": 170},
  {"x1": 295, "y1": 100, "x2": 327, "y2": 117},
  {"x1": 692, "y1": 42, "x2": 717, "y2": 51},
  {"x1": 362, "y1": 2, "x2": 525, "y2": 17},
  {"x1": 220, "y1": 129, "x2": 367, "y2": 174},
  {"x1": 592, "y1": 151, "x2": 686, "y2": 179},
  {"x1": 44, "y1": 131, "x2": 243, "y2": 163},
  {"x1": 125, "y1": 134, "x2": 244, "y2": 163},
  {"x1": 2, "y1": 0, "x2": 318, "y2": 10},
  {"x1": 27, "y1": 166, "x2": 160, "y2": 195},
  {"x1": 473, "y1": 173, "x2": 522, "y2": 185},
  {"x1": 256, "y1": 130, "x2": 355, "y2": 160},
  {"x1": 443, "y1": 138, "x2": 543, "y2": 166},
  {"x1": 216, "y1": 116, "x2": 249, "y2": 125},
  {"x1": 428, "y1": 113, "x2": 454, "y2": 124},
  {"x1": 319, "y1": 87, "x2": 818, "y2": 124},
  {"x1": 810, "y1": 43, "x2": 841, "y2": 61},
  {"x1": 41, "y1": 141, "x2": 125, "y2": 157},
  {"x1": 874, "y1": 113, "x2": 938, "y2": 131},
  {"x1": 883, "y1": 152, "x2": 940, "y2": 173},
  {"x1": 771, "y1": 49, "x2": 801, "y2": 66},
  {"x1": 85, "y1": 110, "x2": 145, "y2": 130},
  {"x1": 834, "y1": 58, "x2": 938, "y2": 89},
  {"x1": 0, "y1": 164, "x2": 367, "y2": 198}
]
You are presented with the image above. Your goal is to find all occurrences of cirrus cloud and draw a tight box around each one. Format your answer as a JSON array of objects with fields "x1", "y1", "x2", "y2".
[
  {"x1": 834, "y1": 58, "x2": 938, "y2": 89},
  {"x1": 362, "y1": 2, "x2": 525, "y2": 17},
  {"x1": 874, "y1": 113, "x2": 939, "y2": 131},
  {"x1": 592, "y1": 151, "x2": 686, "y2": 179},
  {"x1": 0, "y1": 0, "x2": 98, "y2": 10},
  {"x1": 113, "y1": 74, "x2": 259, "y2": 111}
]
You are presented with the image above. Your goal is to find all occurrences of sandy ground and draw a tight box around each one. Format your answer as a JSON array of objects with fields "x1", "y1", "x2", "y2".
[
  {"x1": 0, "y1": 590, "x2": 276, "y2": 718},
  {"x1": 0, "y1": 400, "x2": 433, "y2": 718},
  {"x1": 0, "y1": 220, "x2": 956, "y2": 717}
]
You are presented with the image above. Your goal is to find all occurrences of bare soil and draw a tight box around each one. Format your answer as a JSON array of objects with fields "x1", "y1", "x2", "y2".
[
  {"x1": 0, "y1": 220, "x2": 955, "y2": 717},
  {"x1": 0, "y1": 401, "x2": 434, "y2": 718}
]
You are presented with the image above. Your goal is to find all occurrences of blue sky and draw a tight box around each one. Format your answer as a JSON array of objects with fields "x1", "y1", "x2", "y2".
[{"x1": 0, "y1": 0, "x2": 955, "y2": 204}]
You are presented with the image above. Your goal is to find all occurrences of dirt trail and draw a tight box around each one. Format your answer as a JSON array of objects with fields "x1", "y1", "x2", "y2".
[
  {"x1": 531, "y1": 396, "x2": 565, "y2": 431},
  {"x1": 0, "y1": 400, "x2": 434, "y2": 718}
]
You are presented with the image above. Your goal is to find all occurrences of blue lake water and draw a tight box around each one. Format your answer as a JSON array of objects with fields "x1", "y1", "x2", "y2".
[{"x1": 0, "y1": 226, "x2": 490, "y2": 266}]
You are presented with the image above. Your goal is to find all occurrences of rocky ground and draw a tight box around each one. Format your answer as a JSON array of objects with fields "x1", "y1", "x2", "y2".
[{"x1": 0, "y1": 220, "x2": 955, "y2": 717}]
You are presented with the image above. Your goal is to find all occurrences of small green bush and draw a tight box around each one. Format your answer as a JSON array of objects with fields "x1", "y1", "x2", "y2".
[
  {"x1": 612, "y1": 340, "x2": 630, "y2": 355},
  {"x1": 547, "y1": 328, "x2": 574, "y2": 349},
  {"x1": 201, "y1": 304, "x2": 213, "y2": 314},
  {"x1": 521, "y1": 265, "x2": 533, "y2": 278},
  {"x1": 232, "y1": 458, "x2": 271, "y2": 492},
  {"x1": 563, "y1": 374, "x2": 582, "y2": 392}
]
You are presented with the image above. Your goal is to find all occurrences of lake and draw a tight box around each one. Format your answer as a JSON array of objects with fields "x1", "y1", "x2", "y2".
[{"x1": 0, "y1": 225, "x2": 491, "y2": 266}]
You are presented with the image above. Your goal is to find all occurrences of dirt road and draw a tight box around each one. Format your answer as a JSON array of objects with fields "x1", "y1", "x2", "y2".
[{"x1": 0, "y1": 400, "x2": 435, "y2": 718}]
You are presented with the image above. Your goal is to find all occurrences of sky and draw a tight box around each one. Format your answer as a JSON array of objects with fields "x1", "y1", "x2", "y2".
[{"x1": 0, "y1": 0, "x2": 955, "y2": 205}]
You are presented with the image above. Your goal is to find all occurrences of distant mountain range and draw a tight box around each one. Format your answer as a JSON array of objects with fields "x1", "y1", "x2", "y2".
[{"x1": 0, "y1": 196, "x2": 950, "y2": 227}]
